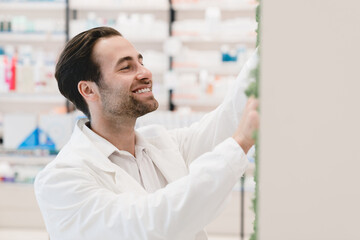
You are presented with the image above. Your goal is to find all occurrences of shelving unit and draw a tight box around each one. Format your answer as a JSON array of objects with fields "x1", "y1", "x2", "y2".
[
  {"x1": 0, "y1": 92, "x2": 64, "y2": 103},
  {"x1": 0, "y1": 1, "x2": 66, "y2": 37},
  {"x1": 0, "y1": 32, "x2": 66, "y2": 43},
  {"x1": 168, "y1": 3, "x2": 257, "y2": 238},
  {"x1": 0, "y1": 0, "x2": 67, "y2": 113},
  {"x1": 168, "y1": 1, "x2": 256, "y2": 113},
  {"x1": 0, "y1": 92, "x2": 66, "y2": 114},
  {"x1": 0, "y1": 0, "x2": 258, "y2": 150},
  {"x1": 172, "y1": 96, "x2": 224, "y2": 111},
  {"x1": 0, "y1": 2, "x2": 65, "y2": 11},
  {"x1": 69, "y1": 3, "x2": 169, "y2": 11},
  {"x1": 0, "y1": 0, "x2": 257, "y2": 112},
  {"x1": 173, "y1": 62, "x2": 246, "y2": 75},
  {"x1": 171, "y1": 1, "x2": 257, "y2": 11},
  {"x1": 0, "y1": 154, "x2": 54, "y2": 166},
  {"x1": 178, "y1": 35, "x2": 256, "y2": 43}
]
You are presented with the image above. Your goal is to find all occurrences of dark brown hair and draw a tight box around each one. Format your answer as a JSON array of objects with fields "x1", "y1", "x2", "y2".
[{"x1": 55, "y1": 27, "x2": 122, "y2": 119}]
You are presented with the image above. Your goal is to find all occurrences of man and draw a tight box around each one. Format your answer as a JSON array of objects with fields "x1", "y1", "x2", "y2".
[{"x1": 34, "y1": 27, "x2": 259, "y2": 240}]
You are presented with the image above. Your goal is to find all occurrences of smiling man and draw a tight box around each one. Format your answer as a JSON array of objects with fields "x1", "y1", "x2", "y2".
[{"x1": 34, "y1": 27, "x2": 259, "y2": 240}]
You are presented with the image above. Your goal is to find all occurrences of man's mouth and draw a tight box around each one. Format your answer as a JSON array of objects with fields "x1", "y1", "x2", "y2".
[{"x1": 133, "y1": 87, "x2": 151, "y2": 94}]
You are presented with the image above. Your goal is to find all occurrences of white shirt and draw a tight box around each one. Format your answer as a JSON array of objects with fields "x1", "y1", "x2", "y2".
[{"x1": 82, "y1": 123, "x2": 167, "y2": 193}]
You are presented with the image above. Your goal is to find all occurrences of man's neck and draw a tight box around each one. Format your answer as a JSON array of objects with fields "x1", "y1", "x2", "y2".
[{"x1": 89, "y1": 116, "x2": 137, "y2": 156}]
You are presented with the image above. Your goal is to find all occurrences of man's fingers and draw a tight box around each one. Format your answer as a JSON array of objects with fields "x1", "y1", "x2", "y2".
[
  {"x1": 244, "y1": 97, "x2": 259, "y2": 113},
  {"x1": 242, "y1": 97, "x2": 257, "y2": 118},
  {"x1": 234, "y1": 97, "x2": 259, "y2": 152},
  {"x1": 248, "y1": 110, "x2": 260, "y2": 130},
  {"x1": 248, "y1": 97, "x2": 259, "y2": 111}
]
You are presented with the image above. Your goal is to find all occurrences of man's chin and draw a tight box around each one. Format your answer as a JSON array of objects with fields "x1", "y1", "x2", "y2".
[
  {"x1": 151, "y1": 100, "x2": 159, "y2": 112},
  {"x1": 135, "y1": 99, "x2": 159, "y2": 118},
  {"x1": 145, "y1": 99, "x2": 159, "y2": 114}
]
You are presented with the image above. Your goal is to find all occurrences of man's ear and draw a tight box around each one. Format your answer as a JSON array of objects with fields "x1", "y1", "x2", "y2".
[{"x1": 78, "y1": 81, "x2": 99, "y2": 102}]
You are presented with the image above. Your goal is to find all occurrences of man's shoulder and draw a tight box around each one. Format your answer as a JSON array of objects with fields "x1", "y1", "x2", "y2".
[
  {"x1": 34, "y1": 144, "x2": 80, "y2": 186},
  {"x1": 39, "y1": 143, "x2": 83, "y2": 173}
]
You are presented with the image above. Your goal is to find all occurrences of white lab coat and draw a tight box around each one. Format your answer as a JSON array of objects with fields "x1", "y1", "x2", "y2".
[{"x1": 34, "y1": 52, "x2": 257, "y2": 240}]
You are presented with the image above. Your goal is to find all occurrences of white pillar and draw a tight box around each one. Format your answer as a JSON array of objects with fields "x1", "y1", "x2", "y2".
[{"x1": 259, "y1": 0, "x2": 360, "y2": 239}]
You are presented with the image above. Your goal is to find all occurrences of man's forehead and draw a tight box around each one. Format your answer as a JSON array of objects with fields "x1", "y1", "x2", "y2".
[{"x1": 93, "y1": 36, "x2": 138, "y2": 59}]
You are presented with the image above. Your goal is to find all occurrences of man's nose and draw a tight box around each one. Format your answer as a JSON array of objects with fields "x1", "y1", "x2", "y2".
[{"x1": 136, "y1": 64, "x2": 152, "y2": 81}]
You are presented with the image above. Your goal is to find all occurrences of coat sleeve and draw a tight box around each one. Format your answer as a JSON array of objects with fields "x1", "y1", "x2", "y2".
[
  {"x1": 34, "y1": 138, "x2": 248, "y2": 240},
  {"x1": 168, "y1": 50, "x2": 258, "y2": 165}
]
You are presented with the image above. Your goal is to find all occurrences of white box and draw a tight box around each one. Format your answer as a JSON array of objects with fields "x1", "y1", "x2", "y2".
[
  {"x1": 3, "y1": 114, "x2": 37, "y2": 150},
  {"x1": 38, "y1": 114, "x2": 74, "y2": 150}
]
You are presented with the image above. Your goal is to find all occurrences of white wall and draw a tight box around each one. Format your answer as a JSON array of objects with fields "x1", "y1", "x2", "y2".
[{"x1": 259, "y1": 0, "x2": 360, "y2": 239}]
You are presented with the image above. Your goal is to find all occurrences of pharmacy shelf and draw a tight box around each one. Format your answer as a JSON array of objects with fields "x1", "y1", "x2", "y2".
[
  {"x1": 172, "y1": 95, "x2": 224, "y2": 111},
  {"x1": 0, "y1": 155, "x2": 54, "y2": 166},
  {"x1": 0, "y1": 92, "x2": 66, "y2": 114},
  {"x1": 70, "y1": 3, "x2": 169, "y2": 11},
  {"x1": 0, "y1": 2, "x2": 65, "y2": 11},
  {"x1": 172, "y1": 2, "x2": 257, "y2": 11},
  {"x1": 145, "y1": 68, "x2": 167, "y2": 76},
  {"x1": 127, "y1": 36, "x2": 168, "y2": 43},
  {"x1": 173, "y1": 64, "x2": 243, "y2": 75},
  {"x1": 153, "y1": 94, "x2": 222, "y2": 111},
  {"x1": 68, "y1": 31, "x2": 168, "y2": 43},
  {"x1": 0, "y1": 92, "x2": 65, "y2": 104},
  {"x1": 69, "y1": 32, "x2": 168, "y2": 43},
  {"x1": 177, "y1": 35, "x2": 256, "y2": 44},
  {"x1": 0, "y1": 32, "x2": 66, "y2": 43}
]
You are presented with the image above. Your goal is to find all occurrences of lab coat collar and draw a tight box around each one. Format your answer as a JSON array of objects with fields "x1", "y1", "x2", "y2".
[
  {"x1": 70, "y1": 119, "x2": 147, "y2": 193},
  {"x1": 70, "y1": 118, "x2": 118, "y2": 173},
  {"x1": 80, "y1": 119, "x2": 149, "y2": 158},
  {"x1": 71, "y1": 118, "x2": 188, "y2": 186},
  {"x1": 81, "y1": 120, "x2": 118, "y2": 158}
]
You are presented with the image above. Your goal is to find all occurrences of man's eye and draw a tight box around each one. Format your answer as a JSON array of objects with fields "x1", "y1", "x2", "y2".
[{"x1": 120, "y1": 66, "x2": 130, "y2": 70}]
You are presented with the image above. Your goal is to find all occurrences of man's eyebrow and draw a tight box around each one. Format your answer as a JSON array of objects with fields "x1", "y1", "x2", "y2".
[{"x1": 115, "y1": 54, "x2": 143, "y2": 68}]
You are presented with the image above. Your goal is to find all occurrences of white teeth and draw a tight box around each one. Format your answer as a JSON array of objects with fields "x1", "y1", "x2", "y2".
[{"x1": 135, "y1": 88, "x2": 150, "y2": 94}]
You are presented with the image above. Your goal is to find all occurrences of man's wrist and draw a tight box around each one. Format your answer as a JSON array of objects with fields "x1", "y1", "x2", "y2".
[{"x1": 232, "y1": 136, "x2": 252, "y2": 154}]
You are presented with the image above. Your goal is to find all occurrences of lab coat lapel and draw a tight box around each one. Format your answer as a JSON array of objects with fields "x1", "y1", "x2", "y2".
[
  {"x1": 146, "y1": 144, "x2": 189, "y2": 183},
  {"x1": 135, "y1": 130, "x2": 189, "y2": 183}
]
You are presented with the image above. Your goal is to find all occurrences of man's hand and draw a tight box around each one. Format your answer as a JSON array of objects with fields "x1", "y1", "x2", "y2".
[{"x1": 232, "y1": 97, "x2": 259, "y2": 153}]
